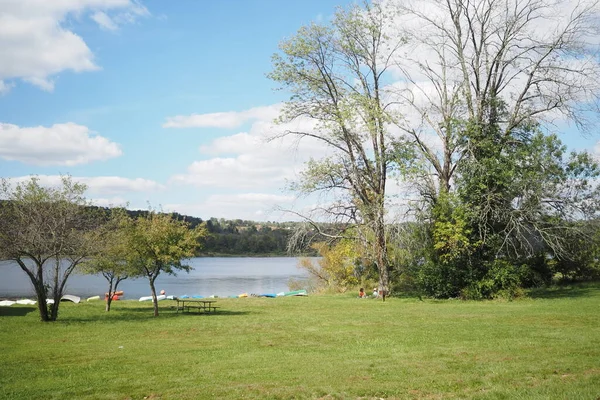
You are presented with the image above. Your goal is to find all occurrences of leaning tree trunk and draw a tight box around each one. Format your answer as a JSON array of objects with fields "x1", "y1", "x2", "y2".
[
  {"x1": 16, "y1": 258, "x2": 50, "y2": 321},
  {"x1": 48, "y1": 259, "x2": 77, "y2": 321},
  {"x1": 49, "y1": 293, "x2": 61, "y2": 321},
  {"x1": 105, "y1": 277, "x2": 115, "y2": 312},
  {"x1": 149, "y1": 277, "x2": 159, "y2": 317}
]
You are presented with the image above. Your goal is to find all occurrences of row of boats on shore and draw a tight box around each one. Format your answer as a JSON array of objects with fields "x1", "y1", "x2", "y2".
[
  {"x1": 0, "y1": 290, "x2": 308, "y2": 306},
  {"x1": 138, "y1": 289, "x2": 308, "y2": 301}
]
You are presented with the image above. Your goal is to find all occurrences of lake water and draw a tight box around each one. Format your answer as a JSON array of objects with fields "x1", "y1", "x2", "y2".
[{"x1": 0, "y1": 257, "x2": 312, "y2": 299}]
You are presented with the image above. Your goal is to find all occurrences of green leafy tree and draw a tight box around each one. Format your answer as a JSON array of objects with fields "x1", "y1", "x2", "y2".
[
  {"x1": 383, "y1": 0, "x2": 600, "y2": 296},
  {"x1": 82, "y1": 208, "x2": 140, "y2": 312},
  {"x1": 125, "y1": 210, "x2": 207, "y2": 317},
  {"x1": 299, "y1": 240, "x2": 363, "y2": 292},
  {"x1": 0, "y1": 176, "x2": 99, "y2": 321},
  {"x1": 269, "y1": 2, "x2": 404, "y2": 299},
  {"x1": 418, "y1": 126, "x2": 600, "y2": 298}
]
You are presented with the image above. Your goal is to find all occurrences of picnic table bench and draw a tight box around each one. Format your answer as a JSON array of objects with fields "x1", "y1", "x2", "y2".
[{"x1": 174, "y1": 298, "x2": 219, "y2": 314}]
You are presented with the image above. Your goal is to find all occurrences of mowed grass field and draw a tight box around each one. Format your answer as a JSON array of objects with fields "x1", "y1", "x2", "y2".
[{"x1": 1, "y1": 284, "x2": 599, "y2": 400}]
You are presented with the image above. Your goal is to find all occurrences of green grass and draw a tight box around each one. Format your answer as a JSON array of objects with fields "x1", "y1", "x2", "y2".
[{"x1": 1, "y1": 284, "x2": 599, "y2": 400}]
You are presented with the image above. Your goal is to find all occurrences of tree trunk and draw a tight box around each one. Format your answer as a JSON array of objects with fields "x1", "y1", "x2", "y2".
[
  {"x1": 149, "y1": 278, "x2": 159, "y2": 317},
  {"x1": 16, "y1": 258, "x2": 50, "y2": 321},
  {"x1": 50, "y1": 295, "x2": 60, "y2": 321},
  {"x1": 105, "y1": 277, "x2": 115, "y2": 312},
  {"x1": 34, "y1": 283, "x2": 50, "y2": 322},
  {"x1": 375, "y1": 206, "x2": 389, "y2": 302}
]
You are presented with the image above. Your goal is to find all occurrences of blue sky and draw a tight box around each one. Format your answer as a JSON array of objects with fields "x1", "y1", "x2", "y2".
[
  {"x1": 1, "y1": 0, "x2": 598, "y2": 222},
  {"x1": 0, "y1": 0, "x2": 354, "y2": 221}
]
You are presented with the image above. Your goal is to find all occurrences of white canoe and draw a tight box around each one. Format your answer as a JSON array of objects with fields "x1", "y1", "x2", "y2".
[
  {"x1": 139, "y1": 295, "x2": 167, "y2": 302},
  {"x1": 61, "y1": 295, "x2": 81, "y2": 303},
  {"x1": 16, "y1": 299, "x2": 36, "y2": 305},
  {"x1": 0, "y1": 300, "x2": 16, "y2": 307}
]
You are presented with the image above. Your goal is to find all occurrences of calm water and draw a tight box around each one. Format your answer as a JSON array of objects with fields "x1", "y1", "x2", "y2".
[{"x1": 0, "y1": 257, "x2": 311, "y2": 299}]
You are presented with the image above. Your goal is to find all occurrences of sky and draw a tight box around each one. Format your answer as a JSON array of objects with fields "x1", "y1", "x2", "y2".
[
  {"x1": 0, "y1": 0, "x2": 354, "y2": 222},
  {"x1": 1, "y1": 0, "x2": 599, "y2": 222}
]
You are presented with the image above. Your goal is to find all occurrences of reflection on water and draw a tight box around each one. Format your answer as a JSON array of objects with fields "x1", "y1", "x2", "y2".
[{"x1": 0, "y1": 257, "x2": 312, "y2": 299}]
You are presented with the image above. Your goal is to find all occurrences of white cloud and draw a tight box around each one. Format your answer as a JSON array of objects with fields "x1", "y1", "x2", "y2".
[
  {"x1": 80, "y1": 176, "x2": 166, "y2": 194},
  {"x1": 7, "y1": 175, "x2": 164, "y2": 196},
  {"x1": 170, "y1": 112, "x2": 328, "y2": 189},
  {"x1": 91, "y1": 11, "x2": 118, "y2": 31},
  {"x1": 163, "y1": 105, "x2": 281, "y2": 129},
  {"x1": 90, "y1": 196, "x2": 128, "y2": 207},
  {"x1": 164, "y1": 193, "x2": 297, "y2": 221},
  {"x1": 593, "y1": 141, "x2": 600, "y2": 159},
  {"x1": 0, "y1": 0, "x2": 149, "y2": 91},
  {"x1": 0, "y1": 122, "x2": 122, "y2": 166},
  {"x1": 0, "y1": 80, "x2": 14, "y2": 95}
]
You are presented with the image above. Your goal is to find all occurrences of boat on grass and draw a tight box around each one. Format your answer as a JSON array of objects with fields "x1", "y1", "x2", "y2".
[
  {"x1": 61, "y1": 295, "x2": 81, "y2": 303},
  {"x1": 284, "y1": 289, "x2": 308, "y2": 296}
]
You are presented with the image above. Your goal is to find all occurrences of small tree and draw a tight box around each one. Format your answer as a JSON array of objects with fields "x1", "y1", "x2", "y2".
[
  {"x1": 82, "y1": 208, "x2": 139, "y2": 312},
  {"x1": 125, "y1": 210, "x2": 206, "y2": 317},
  {"x1": 299, "y1": 240, "x2": 363, "y2": 292},
  {"x1": 0, "y1": 176, "x2": 99, "y2": 321}
]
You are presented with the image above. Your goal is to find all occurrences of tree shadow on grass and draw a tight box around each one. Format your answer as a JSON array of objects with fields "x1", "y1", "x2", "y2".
[
  {"x1": 0, "y1": 306, "x2": 36, "y2": 317},
  {"x1": 527, "y1": 283, "x2": 599, "y2": 299},
  {"x1": 60, "y1": 306, "x2": 251, "y2": 323}
]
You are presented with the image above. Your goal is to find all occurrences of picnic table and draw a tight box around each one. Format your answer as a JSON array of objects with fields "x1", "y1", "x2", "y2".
[{"x1": 174, "y1": 298, "x2": 219, "y2": 314}]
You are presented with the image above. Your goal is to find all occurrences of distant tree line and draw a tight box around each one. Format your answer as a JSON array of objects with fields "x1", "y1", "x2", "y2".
[{"x1": 123, "y1": 213, "x2": 319, "y2": 256}]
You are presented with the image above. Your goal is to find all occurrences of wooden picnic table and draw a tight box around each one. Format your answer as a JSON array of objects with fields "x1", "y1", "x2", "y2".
[{"x1": 174, "y1": 298, "x2": 219, "y2": 314}]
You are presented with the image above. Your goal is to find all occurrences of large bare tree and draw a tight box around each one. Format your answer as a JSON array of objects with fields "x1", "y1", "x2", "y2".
[{"x1": 391, "y1": 0, "x2": 600, "y2": 198}]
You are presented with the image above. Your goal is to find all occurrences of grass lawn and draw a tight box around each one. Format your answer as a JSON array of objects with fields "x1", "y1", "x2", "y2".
[{"x1": 1, "y1": 284, "x2": 599, "y2": 400}]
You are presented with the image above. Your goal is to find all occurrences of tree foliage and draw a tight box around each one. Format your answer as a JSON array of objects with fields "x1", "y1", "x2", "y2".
[
  {"x1": 299, "y1": 240, "x2": 365, "y2": 292},
  {"x1": 0, "y1": 176, "x2": 100, "y2": 321},
  {"x1": 81, "y1": 208, "x2": 141, "y2": 312},
  {"x1": 270, "y1": 0, "x2": 600, "y2": 299},
  {"x1": 123, "y1": 210, "x2": 207, "y2": 316},
  {"x1": 269, "y1": 2, "x2": 404, "y2": 298}
]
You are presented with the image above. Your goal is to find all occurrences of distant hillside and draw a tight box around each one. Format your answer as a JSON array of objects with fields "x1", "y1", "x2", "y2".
[{"x1": 123, "y1": 208, "x2": 320, "y2": 256}]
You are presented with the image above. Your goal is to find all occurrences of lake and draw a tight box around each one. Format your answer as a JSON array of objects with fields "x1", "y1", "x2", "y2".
[{"x1": 0, "y1": 257, "x2": 312, "y2": 299}]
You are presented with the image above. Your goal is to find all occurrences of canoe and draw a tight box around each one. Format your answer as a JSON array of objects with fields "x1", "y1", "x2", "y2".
[
  {"x1": 138, "y1": 295, "x2": 167, "y2": 302},
  {"x1": 191, "y1": 295, "x2": 204, "y2": 299},
  {"x1": 179, "y1": 295, "x2": 189, "y2": 299},
  {"x1": 0, "y1": 300, "x2": 16, "y2": 307},
  {"x1": 87, "y1": 295, "x2": 101, "y2": 301},
  {"x1": 276, "y1": 292, "x2": 285, "y2": 297},
  {"x1": 259, "y1": 294, "x2": 276, "y2": 298},
  {"x1": 238, "y1": 293, "x2": 248, "y2": 298},
  {"x1": 284, "y1": 289, "x2": 308, "y2": 297},
  {"x1": 105, "y1": 291, "x2": 124, "y2": 296},
  {"x1": 61, "y1": 295, "x2": 81, "y2": 303},
  {"x1": 16, "y1": 299, "x2": 36, "y2": 305}
]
